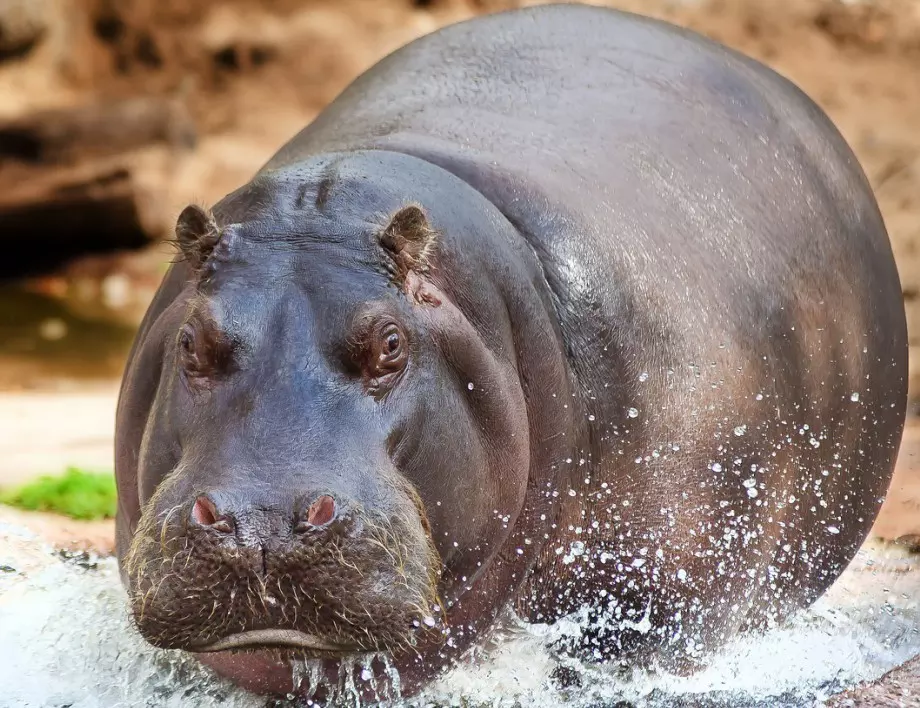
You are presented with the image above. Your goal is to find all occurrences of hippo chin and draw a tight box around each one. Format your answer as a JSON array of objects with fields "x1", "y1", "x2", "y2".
[{"x1": 114, "y1": 3, "x2": 908, "y2": 703}]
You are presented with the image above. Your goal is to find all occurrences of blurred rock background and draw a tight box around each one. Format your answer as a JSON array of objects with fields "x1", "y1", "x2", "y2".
[{"x1": 1, "y1": 0, "x2": 919, "y2": 482}]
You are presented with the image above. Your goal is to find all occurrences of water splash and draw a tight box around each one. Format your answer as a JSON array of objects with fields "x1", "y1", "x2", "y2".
[
  {"x1": 2, "y1": 523, "x2": 919, "y2": 708},
  {"x1": 0, "y1": 526, "x2": 261, "y2": 708},
  {"x1": 422, "y1": 538, "x2": 920, "y2": 707},
  {"x1": 291, "y1": 658, "x2": 327, "y2": 702}
]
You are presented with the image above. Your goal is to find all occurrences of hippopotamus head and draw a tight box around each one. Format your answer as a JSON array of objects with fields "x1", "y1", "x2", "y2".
[{"x1": 115, "y1": 151, "x2": 575, "y2": 697}]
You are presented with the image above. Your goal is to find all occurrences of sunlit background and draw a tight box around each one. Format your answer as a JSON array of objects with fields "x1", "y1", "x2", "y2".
[{"x1": 1, "y1": 0, "x2": 919, "y2": 704}]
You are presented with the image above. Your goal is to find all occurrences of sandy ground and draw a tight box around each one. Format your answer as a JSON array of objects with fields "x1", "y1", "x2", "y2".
[
  {"x1": 0, "y1": 504, "x2": 114, "y2": 554},
  {"x1": 872, "y1": 420, "x2": 920, "y2": 542},
  {"x1": 0, "y1": 382, "x2": 119, "y2": 486},
  {"x1": 828, "y1": 654, "x2": 920, "y2": 707}
]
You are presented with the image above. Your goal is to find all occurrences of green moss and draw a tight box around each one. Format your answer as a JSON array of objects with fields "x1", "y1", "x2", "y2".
[{"x1": 0, "y1": 467, "x2": 117, "y2": 520}]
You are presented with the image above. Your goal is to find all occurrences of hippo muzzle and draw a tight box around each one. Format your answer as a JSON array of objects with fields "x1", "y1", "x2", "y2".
[{"x1": 123, "y1": 461, "x2": 441, "y2": 657}]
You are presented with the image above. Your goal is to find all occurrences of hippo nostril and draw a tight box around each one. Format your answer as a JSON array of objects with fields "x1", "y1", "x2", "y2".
[
  {"x1": 305, "y1": 495, "x2": 336, "y2": 527},
  {"x1": 191, "y1": 495, "x2": 234, "y2": 533}
]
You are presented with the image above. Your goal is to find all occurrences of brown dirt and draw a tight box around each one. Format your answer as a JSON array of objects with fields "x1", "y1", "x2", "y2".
[{"x1": 871, "y1": 418, "x2": 920, "y2": 542}]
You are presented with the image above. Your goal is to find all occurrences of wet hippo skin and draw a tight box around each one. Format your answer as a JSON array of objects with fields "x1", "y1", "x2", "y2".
[{"x1": 114, "y1": 3, "x2": 908, "y2": 702}]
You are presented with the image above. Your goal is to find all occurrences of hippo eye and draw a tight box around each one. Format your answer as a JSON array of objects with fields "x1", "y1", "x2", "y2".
[
  {"x1": 352, "y1": 319, "x2": 409, "y2": 398},
  {"x1": 180, "y1": 330, "x2": 194, "y2": 354},
  {"x1": 376, "y1": 323, "x2": 407, "y2": 371},
  {"x1": 178, "y1": 325, "x2": 205, "y2": 378},
  {"x1": 385, "y1": 331, "x2": 401, "y2": 355},
  {"x1": 361, "y1": 322, "x2": 408, "y2": 401}
]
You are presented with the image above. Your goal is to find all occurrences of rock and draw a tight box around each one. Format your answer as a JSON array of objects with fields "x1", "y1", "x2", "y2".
[
  {"x1": 0, "y1": 95, "x2": 196, "y2": 164},
  {"x1": 0, "y1": 96, "x2": 196, "y2": 277}
]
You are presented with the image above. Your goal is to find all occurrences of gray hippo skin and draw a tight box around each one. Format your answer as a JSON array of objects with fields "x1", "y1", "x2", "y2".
[{"x1": 114, "y1": 3, "x2": 907, "y2": 701}]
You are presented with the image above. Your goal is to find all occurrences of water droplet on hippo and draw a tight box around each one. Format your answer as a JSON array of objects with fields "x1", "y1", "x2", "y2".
[
  {"x1": 677, "y1": 568, "x2": 688, "y2": 581},
  {"x1": 588, "y1": 414, "x2": 596, "y2": 421},
  {"x1": 810, "y1": 438, "x2": 820, "y2": 448},
  {"x1": 711, "y1": 463, "x2": 723, "y2": 473},
  {"x1": 467, "y1": 382, "x2": 475, "y2": 391},
  {"x1": 743, "y1": 478, "x2": 757, "y2": 488},
  {"x1": 639, "y1": 371, "x2": 649, "y2": 382},
  {"x1": 755, "y1": 393, "x2": 764, "y2": 401},
  {"x1": 733, "y1": 425, "x2": 747, "y2": 436},
  {"x1": 747, "y1": 488, "x2": 759, "y2": 498},
  {"x1": 568, "y1": 489, "x2": 577, "y2": 497},
  {"x1": 827, "y1": 526, "x2": 840, "y2": 535},
  {"x1": 850, "y1": 392, "x2": 860, "y2": 402},
  {"x1": 423, "y1": 616, "x2": 437, "y2": 627},
  {"x1": 627, "y1": 407, "x2": 639, "y2": 418},
  {"x1": 361, "y1": 667, "x2": 373, "y2": 681}
]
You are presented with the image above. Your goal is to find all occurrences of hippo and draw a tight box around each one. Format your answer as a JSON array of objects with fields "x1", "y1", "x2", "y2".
[{"x1": 114, "y1": 3, "x2": 908, "y2": 702}]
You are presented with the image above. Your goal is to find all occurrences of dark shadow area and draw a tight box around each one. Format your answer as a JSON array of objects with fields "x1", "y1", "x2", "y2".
[{"x1": 0, "y1": 168, "x2": 150, "y2": 279}]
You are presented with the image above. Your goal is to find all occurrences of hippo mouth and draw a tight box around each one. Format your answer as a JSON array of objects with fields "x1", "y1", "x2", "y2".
[{"x1": 193, "y1": 629, "x2": 359, "y2": 654}]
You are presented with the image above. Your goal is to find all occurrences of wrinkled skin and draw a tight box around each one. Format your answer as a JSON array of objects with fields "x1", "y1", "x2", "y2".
[{"x1": 115, "y1": 4, "x2": 908, "y2": 703}]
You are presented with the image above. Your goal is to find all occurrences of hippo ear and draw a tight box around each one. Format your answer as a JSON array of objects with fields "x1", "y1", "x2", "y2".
[
  {"x1": 175, "y1": 204, "x2": 221, "y2": 271},
  {"x1": 378, "y1": 204, "x2": 437, "y2": 282}
]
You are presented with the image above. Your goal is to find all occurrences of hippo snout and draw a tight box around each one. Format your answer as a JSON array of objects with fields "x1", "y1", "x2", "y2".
[{"x1": 123, "y1": 474, "x2": 442, "y2": 658}]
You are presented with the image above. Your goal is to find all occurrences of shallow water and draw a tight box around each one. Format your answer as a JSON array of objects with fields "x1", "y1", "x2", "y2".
[{"x1": 2, "y1": 519, "x2": 919, "y2": 708}]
